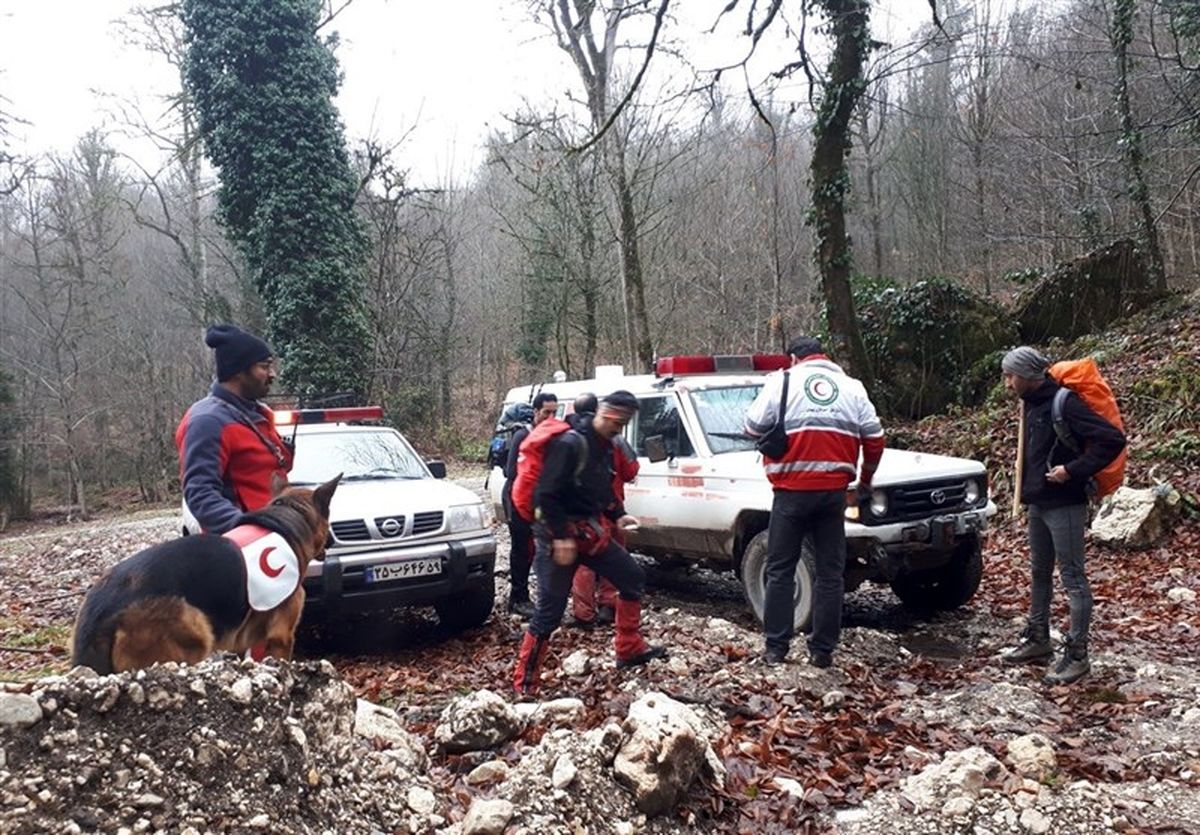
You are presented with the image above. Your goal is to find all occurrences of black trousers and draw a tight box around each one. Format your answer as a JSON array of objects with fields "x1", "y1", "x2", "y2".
[
  {"x1": 528, "y1": 524, "x2": 645, "y2": 639},
  {"x1": 504, "y1": 492, "x2": 534, "y2": 603},
  {"x1": 763, "y1": 488, "x2": 846, "y2": 656}
]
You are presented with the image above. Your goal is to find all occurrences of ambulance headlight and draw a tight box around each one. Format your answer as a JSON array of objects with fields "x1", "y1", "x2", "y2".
[
  {"x1": 965, "y1": 479, "x2": 983, "y2": 505},
  {"x1": 869, "y1": 489, "x2": 889, "y2": 517},
  {"x1": 448, "y1": 503, "x2": 487, "y2": 533}
]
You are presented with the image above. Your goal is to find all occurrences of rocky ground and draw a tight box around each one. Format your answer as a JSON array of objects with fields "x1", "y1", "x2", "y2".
[
  {"x1": 3, "y1": 295, "x2": 1200, "y2": 833},
  {"x1": 2, "y1": 497, "x2": 1199, "y2": 833}
]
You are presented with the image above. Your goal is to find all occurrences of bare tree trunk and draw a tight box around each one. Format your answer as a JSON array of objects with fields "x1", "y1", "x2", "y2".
[{"x1": 810, "y1": 0, "x2": 873, "y2": 382}]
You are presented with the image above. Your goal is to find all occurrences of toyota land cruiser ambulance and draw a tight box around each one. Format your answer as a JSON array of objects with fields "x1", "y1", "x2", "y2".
[{"x1": 487, "y1": 355, "x2": 996, "y2": 629}]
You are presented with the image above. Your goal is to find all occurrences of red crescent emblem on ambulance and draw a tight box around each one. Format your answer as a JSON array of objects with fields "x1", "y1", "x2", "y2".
[{"x1": 258, "y1": 546, "x2": 284, "y2": 578}]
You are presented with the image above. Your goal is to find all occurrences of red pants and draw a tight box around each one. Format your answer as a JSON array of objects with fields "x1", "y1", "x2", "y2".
[{"x1": 571, "y1": 566, "x2": 618, "y2": 621}]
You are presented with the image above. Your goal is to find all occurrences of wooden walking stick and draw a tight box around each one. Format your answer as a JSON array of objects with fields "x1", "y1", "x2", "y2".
[{"x1": 1011, "y1": 404, "x2": 1025, "y2": 519}]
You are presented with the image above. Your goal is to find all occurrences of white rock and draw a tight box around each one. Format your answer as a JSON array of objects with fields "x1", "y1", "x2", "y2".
[
  {"x1": 1019, "y1": 807, "x2": 1052, "y2": 834},
  {"x1": 901, "y1": 747, "x2": 1005, "y2": 812},
  {"x1": 941, "y1": 795, "x2": 975, "y2": 817},
  {"x1": 551, "y1": 755, "x2": 578, "y2": 789},
  {"x1": 1006, "y1": 733, "x2": 1056, "y2": 776},
  {"x1": 1167, "y1": 587, "x2": 1197, "y2": 604},
  {"x1": 774, "y1": 776, "x2": 805, "y2": 799},
  {"x1": 466, "y1": 760, "x2": 510, "y2": 785},
  {"x1": 1181, "y1": 708, "x2": 1200, "y2": 727},
  {"x1": 0, "y1": 694, "x2": 43, "y2": 727},
  {"x1": 228, "y1": 678, "x2": 253, "y2": 705},
  {"x1": 406, "y1": 785, "x2": 437, "y2": 815},
  {"x1": 354, "y1": 699, "x2": 428, "y2": 771},
  {"x1": 434, "y1": 690, "x2": 525, "y2": 754},
  {"x1": 246, "y1": 813, "x2": 271, "y2": 829},
  {"x1": 614, "y1": 692, "x2": 719, "y2": 815},
  {"x1": 462, "y1": 798, "x2": 515, "y2": 835},
  {"x1": 561, "y1": 650, "x2": 591, "y2": 677},
  {"x1": 1090, "y1": 485, "x2": 1181, "y2": 548},
  {"x1": 822, "y1": 690, "x2": 846, "y2": 709},
  {"x1": 537, "y1": 698, "x2": 586, "y2": 726}
]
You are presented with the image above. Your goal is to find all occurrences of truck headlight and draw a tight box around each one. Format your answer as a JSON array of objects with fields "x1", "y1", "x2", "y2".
[
  {"x1": 965, "y1": 479, "x2": 982, "y2": 505},
  {"x1": 447, "y1": 503, "x2": 486, "y2": 533},
  {"x1": 869, "y1": 489, "x2": 889, "y2": 517}
]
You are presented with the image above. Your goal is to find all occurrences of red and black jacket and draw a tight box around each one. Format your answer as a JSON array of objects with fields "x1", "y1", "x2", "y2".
[{"x1": 175, "y1": 384, "x2": 293, "y2": 534}]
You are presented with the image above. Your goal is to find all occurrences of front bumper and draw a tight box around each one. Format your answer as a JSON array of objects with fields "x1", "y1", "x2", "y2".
[
  {"x1": 846, "y1": 501, "x2": 996, "y2": 552},
  {"x1": 302, "y1": 533, "x2": 496, "y2": 615}
]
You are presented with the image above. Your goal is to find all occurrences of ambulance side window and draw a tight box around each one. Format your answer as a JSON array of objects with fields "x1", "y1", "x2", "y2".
[{"x1": 634, "y1": 395, "x2": 694, "y2": 458}]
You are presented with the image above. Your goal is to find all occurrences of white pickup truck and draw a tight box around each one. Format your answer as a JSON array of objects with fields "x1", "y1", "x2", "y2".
[
  {"x1": 488, "y1": 355, "x2": 996, "y2": 629},
  {"x1": 184, "y1": 408, "x2": 496, "y2": 631}
]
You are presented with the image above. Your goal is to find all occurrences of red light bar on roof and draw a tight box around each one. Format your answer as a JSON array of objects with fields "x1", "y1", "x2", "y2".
[
  {"x1": 654, "y1": 354, "x2": 790, "y2": 377},
  {"x1": 274, "y1": 406, "x2": 384, "y2": 426}
]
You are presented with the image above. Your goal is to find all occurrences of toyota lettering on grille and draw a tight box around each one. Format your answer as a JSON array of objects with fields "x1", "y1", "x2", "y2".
[{"x1": 930, "y1": 489, "x2": 947, "y2": 505}]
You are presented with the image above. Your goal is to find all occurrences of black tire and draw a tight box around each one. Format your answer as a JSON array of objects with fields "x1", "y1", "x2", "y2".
[
  {"x1": 739, "y1": 529, "x2": 816, "y2": 632},
  {"x1": 890, "y1": 535, "x2": 983, "y2": 611},
  {"x1": 435, "y1": 584, "x2": 496, "y2": 632}
]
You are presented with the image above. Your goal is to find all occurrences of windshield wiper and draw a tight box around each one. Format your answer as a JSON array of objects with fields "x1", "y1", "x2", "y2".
[
  {"x1": 708, "y1": 431, "x2": 752, "y2": 440},
  {"x1": 344, "y1": 470, "x2": 410, "y2": 481}
]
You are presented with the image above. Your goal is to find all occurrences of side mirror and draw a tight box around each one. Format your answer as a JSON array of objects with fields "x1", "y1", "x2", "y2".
[
  {"x1": 644, "y1": 435, "x2": 669, "y2": 463},
  {"x1": 426, "y1": 459, "x2": 447, "y2": 479}
]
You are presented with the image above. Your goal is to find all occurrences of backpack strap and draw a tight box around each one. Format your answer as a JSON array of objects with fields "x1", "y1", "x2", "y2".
[{"x1": 1050, "y1": 387, "x2": 1081, "y2": 454}]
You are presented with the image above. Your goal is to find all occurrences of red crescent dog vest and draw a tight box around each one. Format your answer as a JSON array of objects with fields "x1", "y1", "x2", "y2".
[{"x1": 224, "y1": 525, "x2": 301, "y2": 612}]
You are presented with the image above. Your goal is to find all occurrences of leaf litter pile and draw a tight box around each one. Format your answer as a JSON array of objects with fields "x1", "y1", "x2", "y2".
[{"x1": 2, "y1": 293, "x2": 1200, "y2": 832}]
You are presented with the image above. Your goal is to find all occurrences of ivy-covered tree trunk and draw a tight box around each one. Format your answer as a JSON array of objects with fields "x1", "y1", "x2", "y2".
[
  {"x1": 181, "y1": 0, "x2": 372, "y2": 397},
  {"x1": 809, "y1": 0, "x2": 873, "y2": 383},
  {"x1": 1110, "y1": 0, "x2": 1167, "y2": 295}
]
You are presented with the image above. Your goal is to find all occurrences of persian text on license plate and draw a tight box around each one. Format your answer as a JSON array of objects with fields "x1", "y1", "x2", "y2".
[{"x1": 365, "y1": 558, "x2": 442, "y2": 582}]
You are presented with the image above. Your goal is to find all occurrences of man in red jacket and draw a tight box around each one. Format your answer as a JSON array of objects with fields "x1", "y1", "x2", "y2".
[
  {"x1": 175, "y1": 324, "x2": 293, "y2": 535},
  {"x1": 745, "y1": 336, "x2": 885, "y2": 669},
  {"x1": 569, "y1": 392, "x2": 639, "y2": 627}
]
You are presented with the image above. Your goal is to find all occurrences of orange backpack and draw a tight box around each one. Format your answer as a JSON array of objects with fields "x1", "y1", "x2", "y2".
[{"x1": 1047, "y1": 358, "x2": 1127, "y2": 498}]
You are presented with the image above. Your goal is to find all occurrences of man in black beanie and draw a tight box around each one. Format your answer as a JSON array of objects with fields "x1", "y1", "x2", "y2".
[{"x1": 174, "y1": 324, "x2": 293, "y2": 535}]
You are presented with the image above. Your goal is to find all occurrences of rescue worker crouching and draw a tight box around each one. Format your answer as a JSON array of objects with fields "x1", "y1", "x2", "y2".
[{"x1": 511, "y1": 390, "x2": 667, "y2": 695}]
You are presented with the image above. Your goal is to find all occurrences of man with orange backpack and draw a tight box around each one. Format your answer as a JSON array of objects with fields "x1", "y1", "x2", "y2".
[
  {"x1": 511, "y1": 390, "x2": 667, "y2": 695},
  {"x1": 1001, "y1": 346, "x2": 1126, "y2": 684}
]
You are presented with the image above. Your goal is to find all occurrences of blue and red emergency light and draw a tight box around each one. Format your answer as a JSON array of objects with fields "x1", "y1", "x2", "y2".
[
  {"x1": 273, "y1": 406, "x2": 384, "y2": 426},
  {"x1": 653, "y1": 354, "x2": 790, "y2": 377}
]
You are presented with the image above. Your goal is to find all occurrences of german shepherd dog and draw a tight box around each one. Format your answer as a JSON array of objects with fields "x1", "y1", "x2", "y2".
[{"x1": 71, "y1": 475, "x2": 340, "y2": 674}]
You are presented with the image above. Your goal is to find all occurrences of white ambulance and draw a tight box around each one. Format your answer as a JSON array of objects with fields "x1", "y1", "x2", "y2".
[
  {"x1": 488, "y1": 355, "x2": 996, "y2": 629},
  {"x1": 184, "y1": 407, "x2": 496, "y2": 631}
]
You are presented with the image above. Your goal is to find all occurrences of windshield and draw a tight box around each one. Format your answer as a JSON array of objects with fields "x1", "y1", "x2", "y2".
[
  {"x1": 289, "y1": 429, "x2": 428, "y2": 484},
  {"x1": 690, "y1": 385, "x2": 763, "y2": 454}
]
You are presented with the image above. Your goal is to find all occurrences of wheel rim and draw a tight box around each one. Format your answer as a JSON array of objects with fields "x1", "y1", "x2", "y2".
[{"x1": 747, "y1": 542, "x2": 815, "y2": 629}]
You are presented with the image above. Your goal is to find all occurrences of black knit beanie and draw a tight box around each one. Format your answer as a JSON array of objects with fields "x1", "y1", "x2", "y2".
[
  {"x1": 205, "y1": 324, "x2": 273, "y2": 382},
  {"x1": 787, "y1": 336, "x2": 824, "y2": 359}
]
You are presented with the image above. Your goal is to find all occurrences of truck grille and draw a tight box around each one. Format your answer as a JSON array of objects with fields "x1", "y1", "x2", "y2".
[
  {"x1": 374, "y1": 515, "x2": 406, "y2": 538},
  {"x1": 412, "y1": 511, "x2": 443, "y2": 535},
  {"x1": 331, "y1": 519, "x2": 370, "y2": 542},
  {"x1": 885, "y1": 478, "x2": 969, "y2": 521}
]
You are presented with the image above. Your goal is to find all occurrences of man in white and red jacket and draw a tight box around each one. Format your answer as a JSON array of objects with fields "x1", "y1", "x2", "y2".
[{"x1": 744, "y1": 336, "x2": 885, "y2": 669}]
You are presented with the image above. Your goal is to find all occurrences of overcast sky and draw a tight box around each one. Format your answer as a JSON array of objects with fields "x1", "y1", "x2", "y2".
[{"x1": 0, "y1": 0, "x2": 930, "y2": 186}]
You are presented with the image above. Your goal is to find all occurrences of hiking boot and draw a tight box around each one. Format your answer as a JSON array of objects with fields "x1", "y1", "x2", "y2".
[
  {"x1": 1044, "y1": 645, "x2": 1090, "y2": 685},
  {"x1": 507, "y1": 598, "x2": 535, "y2": 620},
  {"x1": 595, "y1": 605, "x2": 616, "y2": 626},
  {"x1": 1002, "y1": 627, "x2": 1053, "y2": 665},
  {"x1": 808, "y1": 651, "x2": 833, "y2": 669},
  {"x1": 568, "y1": 616, "x2": 596, "y2": 631},
  {"x1": 761, "y1": 648, "x2": 788, "y2": 666},
  {"x1": 616, "y1": 645, "x2": 668, "y2": 669}
]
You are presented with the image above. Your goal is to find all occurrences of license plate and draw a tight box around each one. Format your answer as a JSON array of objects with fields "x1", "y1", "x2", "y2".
[{"x1": 365, "y1": 558, "x2": 442, "y2": 583}]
